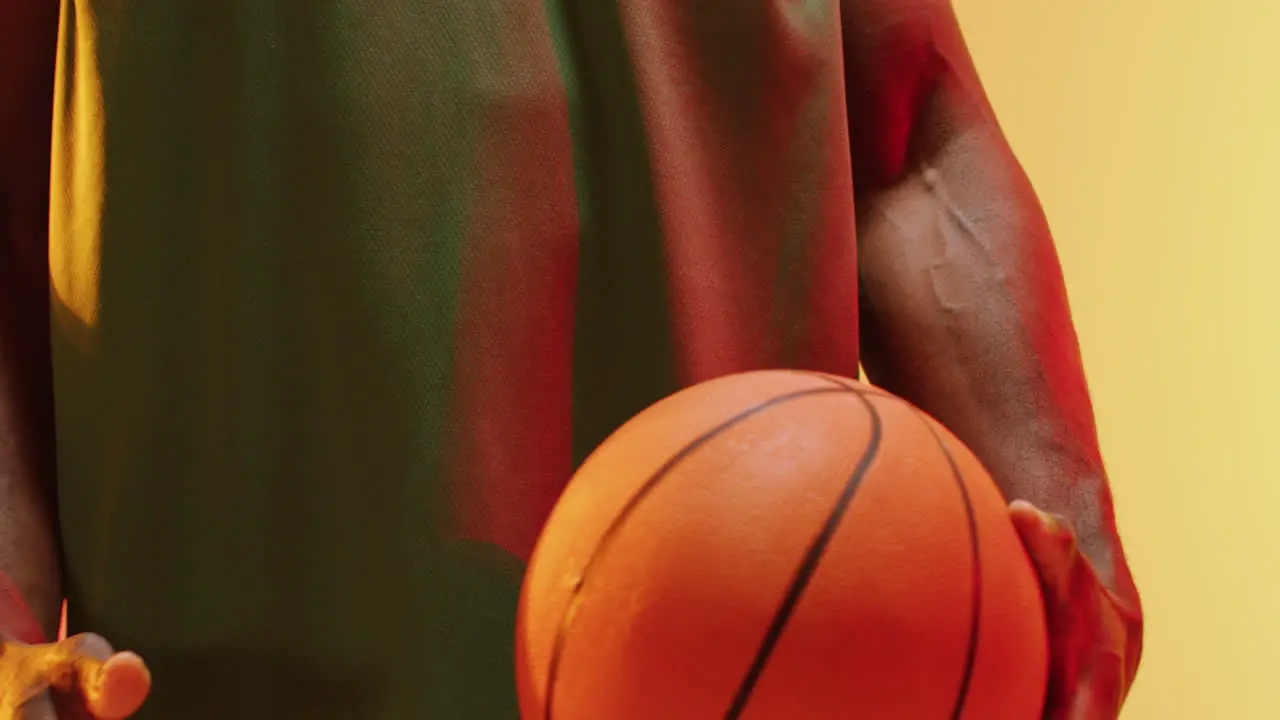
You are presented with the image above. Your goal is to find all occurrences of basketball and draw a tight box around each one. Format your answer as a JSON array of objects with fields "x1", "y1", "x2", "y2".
[{"x1": 516, "y1": 370, "x2": 1049, "y2": 719}]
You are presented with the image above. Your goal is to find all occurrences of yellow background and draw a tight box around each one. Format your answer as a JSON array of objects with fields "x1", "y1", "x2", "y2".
[{"x1": 953, "y1": 1, "x2": 1280, "y2": 717}]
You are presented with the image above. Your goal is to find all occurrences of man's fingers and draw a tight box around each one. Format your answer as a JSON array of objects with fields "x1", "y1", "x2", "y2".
[
  {"x1": 3, "y1": 634, "x2": 150, "y2": 719},
  {"x1": 40, "y1": 633, "x2": 113, "y2": 693},
  {"x1": 1008, "y1": 499, "x2": 1072, "y2": 541},
  {"x1": 1008, "y1": 500, "x2": 1116, "y2": 611},
  {"x1": 46, "y1": 635, "x2": 150, "y2": 719},
  {"x1": 78, "y1": 652, "x2": 150, "y2": 720},
  {"x1": 1008, "y1": 499, "x2": 1080, "y2": 571}
]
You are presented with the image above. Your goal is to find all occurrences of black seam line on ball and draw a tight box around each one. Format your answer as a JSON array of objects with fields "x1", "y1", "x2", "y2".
[
  {"x1": 724, "y1": 389, "x2": 883, "y2": 720},
  {"x1": 542, "y1": 384, "x2": 859, "y2": 720},
  {"x1": 916, "y1": 415, "x2": 983, "y2": 720},
  {"x1": 797, "y1": 370, "x2": 892, "y2": 401},
  {"x1": 807, "y1": 371, "x2": 984, "y2": 719}
]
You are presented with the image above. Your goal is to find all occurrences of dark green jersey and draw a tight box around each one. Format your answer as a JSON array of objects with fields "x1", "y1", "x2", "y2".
[{"x1": 48, "y1": 1, "x2": 860, "y2": 717}]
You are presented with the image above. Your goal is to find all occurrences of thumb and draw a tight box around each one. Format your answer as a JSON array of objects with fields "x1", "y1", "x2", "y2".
[
  {"x1": 47, "y1": 634, "x2": 151, "y2": 720},
  {"x1": 1008, "y1": 499, "x2": 1080, "y2": 597}
]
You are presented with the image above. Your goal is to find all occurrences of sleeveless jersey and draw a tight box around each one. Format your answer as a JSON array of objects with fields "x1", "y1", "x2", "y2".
[{"x1": 48, "y1": 1, "x2": 860, "y2": 716}]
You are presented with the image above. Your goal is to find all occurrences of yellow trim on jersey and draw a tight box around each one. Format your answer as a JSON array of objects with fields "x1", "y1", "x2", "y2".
[{"x1": 49, "y1": 0, "x2": 104, "y2": 332}]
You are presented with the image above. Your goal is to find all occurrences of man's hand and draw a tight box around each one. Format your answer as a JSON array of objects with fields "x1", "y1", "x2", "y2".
[
  {"x1": 0, "y1": 634, "x2": 150, "y2": 719},
  {"x1": 1009, "y1": 501, "x2": 1143, "y2": 720}
]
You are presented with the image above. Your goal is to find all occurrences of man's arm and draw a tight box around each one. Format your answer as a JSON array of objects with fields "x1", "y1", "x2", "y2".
[
  {"x1": 845, "y1": 0, "x2": 1138, "y2": 600},
  {"x1": 0, "y1": 0, "x2": 64, "y2": 642},
  {"x1": 844, "y1": 0, "x2": 1142, "y2": 674}
]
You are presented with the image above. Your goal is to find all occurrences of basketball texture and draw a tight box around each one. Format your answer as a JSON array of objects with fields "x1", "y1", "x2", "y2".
[{"x1": 516, "y1": 370, "x2": 1048, "y2": 719}]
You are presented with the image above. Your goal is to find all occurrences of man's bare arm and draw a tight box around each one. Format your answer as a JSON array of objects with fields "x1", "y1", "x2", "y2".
[
  {"x1": 0, "y1": 0, "x2": 63, "y2": 641},
  {"x1": 844, "y1": 0, "x2": 1140, "y2": 608}
]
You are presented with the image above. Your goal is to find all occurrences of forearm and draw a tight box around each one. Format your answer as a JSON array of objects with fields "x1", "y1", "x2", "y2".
[
  {"x1": 0, "y1": 0, "x2": 63, "y2": 642},
  {"x1": 0, "y1": 212, "x2": 63, "y2": 645},
  {"x1": 0, "y1": 247, "x2": 61, "y2": 642},
  {"x1": 857, "y1": 114, "x2": 1137, "y2": 605},
  {"x1": 0, "y1": 464, "x2": 59, "y2": 645}
]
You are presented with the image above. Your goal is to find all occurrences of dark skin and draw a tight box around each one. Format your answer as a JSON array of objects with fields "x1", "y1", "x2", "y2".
[
  {"x1": 1, "y1": 0, "x2": 62, "y2": 644},
  {"x1": 845, "y1": 1, "x2": 1142, "y2": 715},
  {"x1": 0, "y1": 1, "x2": 1140, "y2": 718}
]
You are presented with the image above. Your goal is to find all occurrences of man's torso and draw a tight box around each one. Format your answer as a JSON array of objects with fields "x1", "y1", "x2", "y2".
[{"x1": 48, "y1": 1, "x2": 859, "y2": 716}]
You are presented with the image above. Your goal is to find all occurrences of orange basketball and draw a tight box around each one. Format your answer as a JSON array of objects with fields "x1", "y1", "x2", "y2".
[{"x1": 516, "y1": 370, "x2": 1048, "y2": 719}]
